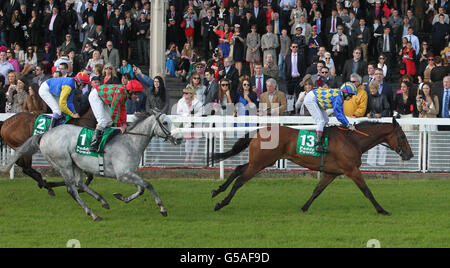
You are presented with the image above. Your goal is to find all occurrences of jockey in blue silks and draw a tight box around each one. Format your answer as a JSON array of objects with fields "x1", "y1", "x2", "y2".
[{"x1": 303, "y1": 82, "x2": 358, "y2": 153}]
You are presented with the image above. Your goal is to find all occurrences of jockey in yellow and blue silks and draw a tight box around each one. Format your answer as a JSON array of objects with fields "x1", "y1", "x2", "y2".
[
  {"x1": 303, "y1": 82, "x2": 358, "y2": 153},
  {"x1": 38, "y1": 72, "x2": 91, "y2": 127}
]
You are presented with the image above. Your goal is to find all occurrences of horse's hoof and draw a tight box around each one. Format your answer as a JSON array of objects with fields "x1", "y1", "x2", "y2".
[
  {"x1": 214, "y1": 203, "x2": 221, "y2": 211},
  {"x1": 47, "y1": 189, "x2": 56, "y2": 197},
  {"x1": 379, "y1": 210, "x2": 391, "y2": 216},
  {"x1": 93, "y1": 216, "x2": 103, "y2": 222},
  {"x1": 160, "y1": 211, "x2": 168, "y2": 217},
  {"x1": 211, "y1": 190, "x2": 218, "y2": 198},
  {"x1": 113, "y1": 193, "x2": 124, "y2": 201},
  {"x1": 301, "y1": 207, "x2": 308, "y2": 213},
  {"x1": 102, "y1": 203, "x2": 110, "y2": 210}
]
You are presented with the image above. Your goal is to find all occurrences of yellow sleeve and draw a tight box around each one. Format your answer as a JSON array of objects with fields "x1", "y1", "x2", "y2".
[
  {"x1": 59, "y1": 85, "x2": 75, "y2": 117},
  {"x1": 354, "y1": 89, "x2": 368, "y2": 118}
]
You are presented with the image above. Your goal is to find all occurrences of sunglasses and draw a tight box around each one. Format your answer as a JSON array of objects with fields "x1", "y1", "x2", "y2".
[
  {"x1": 104, "y1": 67, "x2": 112, "y2": 70},
  {"x1": 325, "y1": 57, "x2": 330, "y2": 60},
  {"x1": 291, "y1": 46, "x2": 298, "y2": 48},
  {"x1": 322, "y1": 71, "x2": 329, "y2": 74},
  {"x1": 221, "y1": 84, "x2": 229, "y2": 86},
  {"x1": 428, "y1": 59, "x2": 434, "y2": 61},
  {"x1": 243, "y1": 83, "x2": 250, "y2": 86},
  {"x1": 192, "y1": 77, "x2": 200, "y2": 79},
  {"x1": 350, "y1": 80, "x2": 357, "y2": 83}
]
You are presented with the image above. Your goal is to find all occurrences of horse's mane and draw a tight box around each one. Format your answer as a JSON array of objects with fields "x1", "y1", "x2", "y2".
[{"x1": 127, "y1": 111, "x2": 155, "y2": 131}]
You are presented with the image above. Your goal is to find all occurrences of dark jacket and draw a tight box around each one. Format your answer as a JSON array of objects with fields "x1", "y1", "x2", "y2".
[
  {"x1": 367, "y1": 92, "x2": 391, "y2": 117},
  {"x1": 342, "y1": 59, "x2": 368, "y2": 82}
]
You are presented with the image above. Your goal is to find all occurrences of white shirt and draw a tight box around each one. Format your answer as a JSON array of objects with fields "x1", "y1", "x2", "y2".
[{"x1": 291, "y1": 53, "x2": 300, "y2": 77}]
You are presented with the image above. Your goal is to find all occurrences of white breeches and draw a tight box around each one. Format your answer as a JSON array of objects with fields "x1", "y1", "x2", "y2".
[
  {"x1": 304, "y1": 91, "x2": 329, "y2": 132},
  {"x1": 39, "y1": 81, "x2": 61, "y2": 115},
  {"x1": 89, "y1": 89, "x2": 112, "y2": 129}
]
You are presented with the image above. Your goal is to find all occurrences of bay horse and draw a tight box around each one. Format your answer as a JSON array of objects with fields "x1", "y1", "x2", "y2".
[
  {"x1": 0, "y1": 108, "x2": 97, "y2": 196},
  {"x1": 211, "y1": 118, "x2": 414, "y2": 215}
]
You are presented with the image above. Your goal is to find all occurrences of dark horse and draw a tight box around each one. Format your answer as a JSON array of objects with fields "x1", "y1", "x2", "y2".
[
  {"x1": 0, "y1": 109, "x2": 97, "y2": 196},
  {"x1": 212, "y1": 118, "x2": 414, "y2": 215}
]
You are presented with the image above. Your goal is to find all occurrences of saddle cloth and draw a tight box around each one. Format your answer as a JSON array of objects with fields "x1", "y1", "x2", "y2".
[
  {"x1": 75, "y1": 128, "x2": 119, "y2": 157},
  {"x1": 296, "y1": 129, "x2": 329, "y2": 157},
  {"x1": 33, "y1": 114, "x2": 69, "y2": 135}
]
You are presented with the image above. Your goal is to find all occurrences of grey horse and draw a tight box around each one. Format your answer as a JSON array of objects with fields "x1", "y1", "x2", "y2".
[{"x1": 1, "y1": 112, "x2": 183, "y2": 221}]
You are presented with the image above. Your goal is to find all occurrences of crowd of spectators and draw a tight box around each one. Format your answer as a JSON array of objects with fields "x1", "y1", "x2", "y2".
[{"x1": 165, "y1": 0, "x2": 449, "y2": 123}]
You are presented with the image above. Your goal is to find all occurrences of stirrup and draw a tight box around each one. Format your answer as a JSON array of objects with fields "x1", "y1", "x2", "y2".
[{"x1": 89, "y1": 129, "x2": 104, "y2": 153}]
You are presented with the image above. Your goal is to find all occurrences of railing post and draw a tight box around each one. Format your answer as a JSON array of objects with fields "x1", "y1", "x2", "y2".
[
  {"x1": 219, "y1": 130, "x2": 224, "y2": 180},
  {"x1": 9, "y1": 149, "x2": 14, "y2": 180}
]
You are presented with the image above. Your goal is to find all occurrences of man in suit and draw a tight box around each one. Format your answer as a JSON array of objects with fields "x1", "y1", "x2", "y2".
[
  {"x1": 284, "y1": 42, "x2": 306, "y2": 97},
  {"x1": 342, "y1": 48, "x2": 368, "y2": 82},
  {"x1": 259, "y1": 78, "x2": 287, "y2": 116},
  {"x1": 251, "y1": 0, "x2": 267, "y2": 35},
  {"x1": 353, "y1": 18, "x2": 371, "y2": 62},
  {"x1": 436, "y1": 76, "x2": 450, "y2": 130},
  {"x1": 377, "y1": 26, "x2": 395, "y2": 68},
  {"x1": 325, "y1": 9, "x2": 343, "y2": 50},
  {"x1": 101, "y1": 41, "x2": 120, "y2": 69},
  {"x1": 260, "y1": 24, "x2": 279, "y2": 66},
  {"x1": 82, "y1": 15, "x2": 97, "y2": 49},
  {"x1": 251, "y1": 62, "x2": 271, "y2": 102},
  {"x1": 203, "y1": 68, "x2": 219, "y2": 114},
  {"x1": 59, "y1": 33, "x2": 77, "y2": 55},
  {"x1": 219, "y1": 57, "x2": 240, "y2": 98},
  {"x1": 202, "y1": 9, "x2": 218, "y2": 58},
  {"x1": 45, "y1": 6, "x2": 65, "y2": 58},
  {"x1": 224, "y1": 6, "x2": 240, "y2": 32},
  {"x1": 2, "y1": 0, "x2": 20, "y2": 18},
  {"x1": 113, "y1": 17, "x2": 130, "y2": 61},
  {"x1": 371, "y1": 67, "x2": 394, "y2": 113}
]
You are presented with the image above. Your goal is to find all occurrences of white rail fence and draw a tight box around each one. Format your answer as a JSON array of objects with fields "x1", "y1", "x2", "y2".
[{"x1": 1, "y1": 114, "x2": 450, "y2": 179}]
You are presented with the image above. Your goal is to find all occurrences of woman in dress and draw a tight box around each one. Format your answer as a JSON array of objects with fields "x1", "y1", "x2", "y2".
[
  {"x1": 215, "y1": 23, "x2": 233, "y2": 59},
  {"x1": 400, "y1": 41, "x2": 416, "y2": 77},
  {"x1": 418, "y1": 55, "x2": 435, "y2": 84},
  {"x1": 85, "y1": 50, "x2": 104, "y2": 76},
  {"x1": 416, "y1": 82, "x2": 439, "y2": 131},
  {"x1": 230, "y1": 24, "x2": 245, "y2": 76},
  {"x1": 245, "y1": 24, "x2": 261, "y2": 77},
  {"x1": 394, "y1": 81, "x2": 418, "y2": 130},
  {"x1": 21, "y1": 46, "x2": 37, "y2": 75}
]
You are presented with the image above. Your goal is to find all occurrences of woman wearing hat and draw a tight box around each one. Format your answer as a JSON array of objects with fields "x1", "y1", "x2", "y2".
[{"x1": 308, "y1": 25, "x2": 322, "y2": 65}]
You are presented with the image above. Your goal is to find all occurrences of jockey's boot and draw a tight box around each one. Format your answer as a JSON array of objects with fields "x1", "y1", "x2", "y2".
[
  {"x1": 315, "y1": 131, "x2": 327, "y2": 153},
  {"x1": 49, "y1": 114, "x2": 63, "y2": 129},
  {"x1": 89, "y1": 128, "x2": 104, "y2": 153}
]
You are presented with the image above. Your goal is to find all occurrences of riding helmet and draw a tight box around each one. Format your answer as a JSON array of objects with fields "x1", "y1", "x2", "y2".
[{"x1": 340, "y1": 82, "x2": 358, "y2": 95}]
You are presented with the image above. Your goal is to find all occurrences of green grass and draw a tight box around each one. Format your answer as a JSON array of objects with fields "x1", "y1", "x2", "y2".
[{"x1": 0, "y1": 176, "x2": 449, "y2": 248}]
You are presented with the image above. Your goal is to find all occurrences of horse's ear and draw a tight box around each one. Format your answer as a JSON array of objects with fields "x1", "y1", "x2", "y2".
[{"x1": 393, "y1": 116, "x2": 398, "y2": 126}]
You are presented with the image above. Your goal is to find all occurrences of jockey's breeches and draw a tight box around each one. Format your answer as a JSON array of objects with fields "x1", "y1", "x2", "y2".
[
  {"x1": 304, "y1": 91, "x2": 329, "y2": 132},
  {"x1": 89, "y1": 89, "x2": 113, "y2": 129},
  {"x1": 39, "y1": 81, "x2": 61, "y2": 116}
]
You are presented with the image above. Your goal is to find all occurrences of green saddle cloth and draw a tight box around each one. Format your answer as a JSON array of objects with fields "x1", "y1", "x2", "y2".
[
  {"x1": 75, "y1": 128, "x2": 117, "y2": 157},
  {"x1": 296, "y1": 129, "x2": 329, "y2": 157},
  {"x1": 33, "y1": 114, "x2": 70, "y2": 135}
]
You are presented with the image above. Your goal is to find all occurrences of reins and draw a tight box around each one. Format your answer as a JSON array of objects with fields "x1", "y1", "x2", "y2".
[{"x1": 337, "y1": 125, "x2": 397, "y2": 151}]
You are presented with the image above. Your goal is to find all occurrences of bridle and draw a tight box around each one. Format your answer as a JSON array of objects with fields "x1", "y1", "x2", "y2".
[
  {"x1": 339, "y1": 124, "x2": 406, "y2": 156},
  {"x1": 125, "y1": 112, "x2": 173, "y2": 142}
]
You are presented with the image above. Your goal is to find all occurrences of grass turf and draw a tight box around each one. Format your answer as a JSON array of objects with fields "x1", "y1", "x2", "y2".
[{"x1": 0, "y1": 176, "x2": 449, "y2": 248}]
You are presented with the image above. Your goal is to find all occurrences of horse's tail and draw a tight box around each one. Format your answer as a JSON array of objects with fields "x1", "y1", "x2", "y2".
[
  {"x1": 0, "y1": 134, "x2": 42, "y2": 173},
  {"x1": 212, "y1": 132, "x2": 255, "y2": 163}
]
